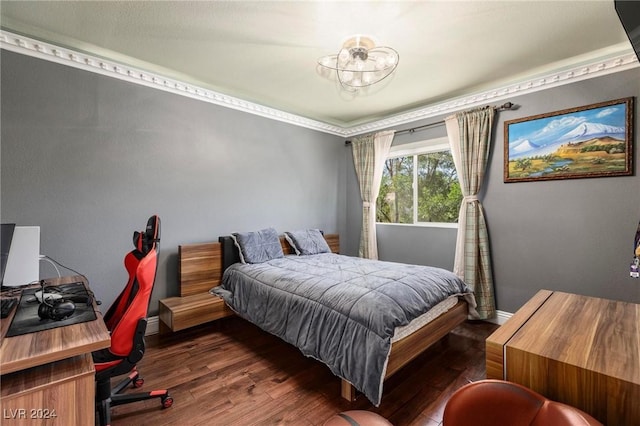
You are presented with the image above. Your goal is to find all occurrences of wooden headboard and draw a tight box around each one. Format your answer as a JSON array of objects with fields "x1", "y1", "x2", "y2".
[{"x1": 178, "y1": 234, "x2": 339, "y2": 297}]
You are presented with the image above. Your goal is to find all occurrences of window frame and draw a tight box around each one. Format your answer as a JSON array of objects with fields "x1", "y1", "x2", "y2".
[{"x1": 377, "y1": 137, "x2": 459, "y2": 229}]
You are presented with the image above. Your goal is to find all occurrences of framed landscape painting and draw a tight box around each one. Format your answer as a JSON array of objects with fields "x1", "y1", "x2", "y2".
[{"x1": 504, "y1": 97, "x2": 634, "y2": 183}]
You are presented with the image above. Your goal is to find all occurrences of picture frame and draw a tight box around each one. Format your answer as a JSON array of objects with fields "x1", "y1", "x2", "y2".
[{"x1": 504, "y1": 97, "x2": 634, "y2": 183}]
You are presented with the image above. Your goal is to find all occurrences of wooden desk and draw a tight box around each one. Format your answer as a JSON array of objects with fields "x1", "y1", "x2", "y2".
[
  {"x1": 0, "y1": 276, "x2": 110, "y2": 425},
  {"x1": 486, "y1": 290, "x2": 640, "y2": 425}
]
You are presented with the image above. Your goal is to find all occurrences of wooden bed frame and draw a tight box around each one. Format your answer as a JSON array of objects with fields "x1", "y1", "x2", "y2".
[{"x1": 178, "y1": 233, "x2": 468, "y2": 402}]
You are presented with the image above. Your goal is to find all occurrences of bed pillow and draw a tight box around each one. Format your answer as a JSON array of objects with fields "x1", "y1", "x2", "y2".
[
  {"x1": 284, "y1": 229, "x2": 331, "y2": 255},
  {"x1": 231, "y1": 227, "x2": 284, "y2": 264}
]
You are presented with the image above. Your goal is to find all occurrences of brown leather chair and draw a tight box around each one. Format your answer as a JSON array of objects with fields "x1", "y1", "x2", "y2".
[
  {"x1": 324, "y1": 410, "x2": 393, "y2": 426},
  {"x1": 443, "y1": 379, "x2": 602, "y2": 426}
]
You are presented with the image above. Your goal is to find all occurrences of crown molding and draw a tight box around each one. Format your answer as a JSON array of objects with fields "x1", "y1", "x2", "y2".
[{"x1": 1, "y1": 29, "x2": 637, "y2": 139}]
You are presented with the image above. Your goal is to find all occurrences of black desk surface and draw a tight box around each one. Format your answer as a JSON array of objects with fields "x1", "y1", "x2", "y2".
[{"x1": 6, "y1": 281, "x2": 97, "y2": 337}]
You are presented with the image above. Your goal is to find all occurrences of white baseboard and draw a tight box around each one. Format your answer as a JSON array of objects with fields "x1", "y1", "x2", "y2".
[
  {"x1": 146, "y1": 315, "x2": 159, "y2": 335},
  {"x1": 486, "y1": 310, "x2": 513, "y2": 325}
]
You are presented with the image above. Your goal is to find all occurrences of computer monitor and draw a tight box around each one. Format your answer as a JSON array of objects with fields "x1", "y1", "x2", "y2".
[
  {"x1": 1, "y1": 224, "x2": 40, "y2": 287},
  {"x1": 1, "y1": 223, "x2": 16, "y2": 284}
]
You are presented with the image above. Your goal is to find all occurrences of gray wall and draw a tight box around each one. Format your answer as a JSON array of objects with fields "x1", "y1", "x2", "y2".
[
  {"x1": 1, "y1": 51, "x2": 346, "y2": 314},
  {"x1": 347, "y1": 67, "x2": 640, "y2": 313}
]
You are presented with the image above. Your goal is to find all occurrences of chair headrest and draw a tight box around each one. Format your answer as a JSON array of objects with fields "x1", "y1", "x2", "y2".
[{"x1": 133, "y1": 215, "x2": 161, "y2": 255}]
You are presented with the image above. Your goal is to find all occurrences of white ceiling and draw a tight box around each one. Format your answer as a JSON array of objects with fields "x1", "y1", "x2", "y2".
[{"x1": 0, "y1": 1, "x2": 634, "y2": 129}]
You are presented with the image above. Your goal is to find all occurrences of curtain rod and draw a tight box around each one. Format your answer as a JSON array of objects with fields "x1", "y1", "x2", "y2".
[{"x1": 344, "y1": 101, "x2": 517, "y2": 145}]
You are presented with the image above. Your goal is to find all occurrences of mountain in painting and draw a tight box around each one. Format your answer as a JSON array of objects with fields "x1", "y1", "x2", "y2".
[
  {"x1": 559, "y1": 122, "x2": 624, "y2": 142},
  {"x1": 510, "y1": 121, "x2": 625, "y2": 159},
  {"x1": 511, "y1": 139, "x2": 540, "y2": 155}
]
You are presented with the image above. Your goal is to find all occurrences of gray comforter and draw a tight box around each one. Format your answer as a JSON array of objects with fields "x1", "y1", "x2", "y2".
[{"x1": 210, "y1": 253, "x2": 476, "y2": 406}]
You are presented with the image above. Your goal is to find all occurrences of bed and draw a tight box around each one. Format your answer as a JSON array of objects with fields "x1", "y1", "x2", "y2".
[{"x1": 180, "y1": 229, "x2": 476, "y2": 406}]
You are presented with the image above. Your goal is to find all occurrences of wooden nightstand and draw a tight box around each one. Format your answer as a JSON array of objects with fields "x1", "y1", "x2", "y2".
[{"x1": 158, "y1": 293, "x2": 234, "y2": 334}]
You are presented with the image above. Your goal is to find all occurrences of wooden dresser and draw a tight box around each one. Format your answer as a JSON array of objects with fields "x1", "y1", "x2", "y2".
[{"x1": 486, "y1": 290, "x2": 640, "y2": 425}]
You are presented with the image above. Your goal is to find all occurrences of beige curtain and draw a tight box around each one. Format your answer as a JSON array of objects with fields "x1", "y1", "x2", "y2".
[
  {"x1": 445, "y1": 107, "x2": 496, "y2": 320},
  {"x1": 351, "y1": 130, "x2": 395, "y2": 259}
]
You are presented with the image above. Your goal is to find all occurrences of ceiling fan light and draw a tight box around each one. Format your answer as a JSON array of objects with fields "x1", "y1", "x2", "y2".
[{"x1": 318, "y1": 35, "x2": 399, "y2": 94}]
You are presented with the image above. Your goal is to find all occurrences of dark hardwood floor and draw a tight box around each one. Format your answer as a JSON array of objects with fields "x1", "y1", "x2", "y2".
[{"x1": 108, "y1": 317, "x2": 498, "y2": 426}]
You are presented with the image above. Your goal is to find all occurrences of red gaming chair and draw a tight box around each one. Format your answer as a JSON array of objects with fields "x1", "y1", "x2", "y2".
[{"x1": 92, "y1": 215, "x2": 172, "y2": 426}]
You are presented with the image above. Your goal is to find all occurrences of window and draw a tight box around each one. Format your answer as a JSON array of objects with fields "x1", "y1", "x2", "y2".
[{"x1": 376, "y1": 138, "x2": 462, "y2": 226}]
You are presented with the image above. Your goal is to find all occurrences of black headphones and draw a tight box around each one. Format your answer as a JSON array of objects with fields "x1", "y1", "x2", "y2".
[
  {"x1": 37, "y1": 281, "x2": 93, "y2": 321},
  {"x1": 38, "y1": 298, "x2": 76, "y2": 321}
]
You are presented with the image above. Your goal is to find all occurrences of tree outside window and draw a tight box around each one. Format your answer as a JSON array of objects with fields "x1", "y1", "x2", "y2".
[
  {"x1": 377, "y1": 156, "x2": 413, "y2": 223},
  {"x1": 377, "y1": 144, "x2": 461, "y2": 225}
]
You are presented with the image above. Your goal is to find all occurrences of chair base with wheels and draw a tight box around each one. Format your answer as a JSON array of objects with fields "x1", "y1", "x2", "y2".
[{"x1": 95, "y1": 365, "x2": 173, "y2": 426}]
